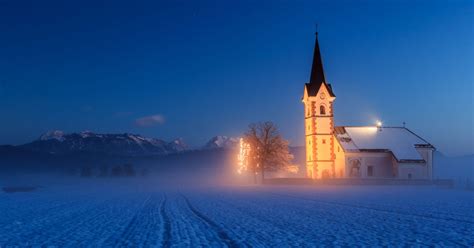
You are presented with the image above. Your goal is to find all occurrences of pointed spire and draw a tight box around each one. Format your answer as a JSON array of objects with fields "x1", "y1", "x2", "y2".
[
  {"x1": 305, "y1": 32, "x2": 335, "y2": 97},
  {"x1": 309, "y1": 32, "x2": 326, "y2": 85}
]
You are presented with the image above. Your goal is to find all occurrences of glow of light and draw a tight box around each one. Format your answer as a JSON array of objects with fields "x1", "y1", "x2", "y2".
[
  {"x1": 376, "y1": 121, "x2": 382, "y2": 127},
  {"x1": 285, "y1": 164, "x2": 299, "y2": 174},
  {"x1": 237, "y1": 138, "x2": 251, "y2": 175}
]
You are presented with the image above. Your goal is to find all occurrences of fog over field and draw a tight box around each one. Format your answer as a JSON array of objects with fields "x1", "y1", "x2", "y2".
[{"x1": 0, "y1": 145, "x2": 472, "y2": 246}]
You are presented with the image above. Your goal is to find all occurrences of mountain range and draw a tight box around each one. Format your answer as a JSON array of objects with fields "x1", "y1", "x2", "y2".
[{"x1": 1, "y1": 131, "x2": 239, "y2": 157}]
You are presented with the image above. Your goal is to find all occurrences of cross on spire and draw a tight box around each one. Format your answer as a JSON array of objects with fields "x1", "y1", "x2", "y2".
[
  {"x1": 309, "y1": 30, "x2": 326, "y2": 85},
  {"x1": 305, "y1": 30, "x2": 335, "y2": 97}
]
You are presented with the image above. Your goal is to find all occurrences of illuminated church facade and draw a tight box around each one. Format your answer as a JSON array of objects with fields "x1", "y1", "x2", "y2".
[{"x1": 302, "y1": 33, "x2": 435, "y2": 180}]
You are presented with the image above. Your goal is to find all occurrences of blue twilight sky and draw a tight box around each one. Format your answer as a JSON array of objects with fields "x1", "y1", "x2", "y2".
[{"x1": 0, "y1": 0, "x2": 473, "y2": 156}]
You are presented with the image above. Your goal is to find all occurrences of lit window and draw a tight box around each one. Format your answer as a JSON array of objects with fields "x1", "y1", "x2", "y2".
[{"x1": 320, "y1": 105, "x2": 326, "y2": 115}]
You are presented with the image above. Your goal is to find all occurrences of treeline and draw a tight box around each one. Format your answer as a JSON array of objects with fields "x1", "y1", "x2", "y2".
[{"x1": 73, "y1": 163, "x2": 149, "y2": 178}]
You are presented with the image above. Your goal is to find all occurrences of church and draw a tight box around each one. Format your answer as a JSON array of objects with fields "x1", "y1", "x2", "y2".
[{"x1": 302, "y1": 33, "x2": 435, "y2": 180}]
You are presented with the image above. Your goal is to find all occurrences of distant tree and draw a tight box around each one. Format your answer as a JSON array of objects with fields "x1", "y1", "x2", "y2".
[
  {"x1": 244, "y1": 121, "x2": 293, "y2": 183},
  {"x1": 80, "y1": 166, "x2": 93, "y2": 177},
  {"x1": 111, "y1": 165, "x2": 123, "y2": 177},
  {"x1": 123, "y1": 163, "x2": 135, "y2": 177},
  {"x1": 98, "y1": 165, "x2": 108, "y2": 177}
]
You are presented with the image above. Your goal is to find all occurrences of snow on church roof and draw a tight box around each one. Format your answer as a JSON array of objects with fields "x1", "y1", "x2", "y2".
[{"x1": 334, "y1": 126, "x2": 434, "y2": 162}]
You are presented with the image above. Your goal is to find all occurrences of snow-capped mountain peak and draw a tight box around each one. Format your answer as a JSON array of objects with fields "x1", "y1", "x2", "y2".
[
  {"x1": 80, "y1": 130, "x2": 96, "y2": 138},
  {"x1": 169, "y1": 138, "x2": 187, "y2": 152},
  {"x1": 39, "y1": 130, "x2": 65, "y2": 142},
  {"x1": 28, "y1": 131, "x2": 188, "y2": 156},
  {"x1": 31, "y1": 131, "x2": 238, "y2": 155},
  {"x1": 204, "y1": 136, "x2": 239, "y2": 149}
]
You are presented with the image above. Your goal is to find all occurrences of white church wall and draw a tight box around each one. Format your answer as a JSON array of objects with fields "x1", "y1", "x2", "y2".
[
  {"x1": 334, "y1": 138, "x2": 345, "y2": 178},
  {"x1": 391, "y1": 156, "x2": 399, "y2": 177},
  {"x1": 396, "y1": 147, "x2": 433, "y2": 180},
  {"x1": 361, "y1": 154, "x2": 393, "y2": 178},
  {"x1": 344, "y1": 152, "x2": 394, "y2": 178},
  {"x1": 416, "y1": 147, "x2": 434, "y2": 180},
  {"x1": 397, "y1": 162, "x2": 428, "y2": 179}
]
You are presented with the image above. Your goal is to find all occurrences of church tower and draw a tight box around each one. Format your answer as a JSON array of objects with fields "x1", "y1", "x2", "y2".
[{"x1": 302, "y1": 33, "x2": 336, "y2": 179}]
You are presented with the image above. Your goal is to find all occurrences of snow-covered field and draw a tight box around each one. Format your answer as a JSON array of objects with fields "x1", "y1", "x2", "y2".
[{"x1": 0, "y1": 181, "x2": 472, "y2": 247}]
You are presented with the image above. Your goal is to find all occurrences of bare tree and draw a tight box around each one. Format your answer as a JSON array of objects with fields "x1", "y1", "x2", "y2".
[{"x1": 244, "y1": 121, "x2": 293, "y2": 183}]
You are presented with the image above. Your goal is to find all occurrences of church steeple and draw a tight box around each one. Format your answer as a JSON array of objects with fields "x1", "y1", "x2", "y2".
[
  {"x1": 303, "y1": 31, "x2": 336, "y2": 179},
  {"x1": 305, "y1": 32, "x2": 335, "y2": 97},
  {"x1": 309, "y1": 32, "x2": 326, "y2": 85}
]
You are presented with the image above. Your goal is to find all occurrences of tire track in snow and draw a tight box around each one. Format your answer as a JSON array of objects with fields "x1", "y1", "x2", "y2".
[
  {"x1": 112, "y1": 196, "x2": 152, "y2": 247},
  {"x1": 160, "y1": 194, "x2": 171, "y2": 248},
  {"x1": 109, "y1": 193, "x2": 169, "y2": 247},
  {"x1": 268, "y1": 192, "x2": 474, "y2": 225},
  {"x1": 105, "y1": 194, "x2": 167, "y2": 247},
  {"x1": 181, "y1": 194, "x2": 240, "y2": 248}
]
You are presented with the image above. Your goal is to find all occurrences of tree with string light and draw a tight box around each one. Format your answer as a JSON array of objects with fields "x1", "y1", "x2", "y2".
[{"x1": 244, "y1": 121, "x2": 293, "y2": 183}]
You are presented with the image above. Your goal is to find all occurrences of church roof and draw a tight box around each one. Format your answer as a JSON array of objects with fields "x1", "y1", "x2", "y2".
[
  {"x1": 306, "y1": 33, "x2": 335, "y2": 97},
  {"x1": 305, "y1": 82, "x2": 335, "y2": 97},
  {"x1": 334, "y1": 126, "x2": 434, "y2": 162}
]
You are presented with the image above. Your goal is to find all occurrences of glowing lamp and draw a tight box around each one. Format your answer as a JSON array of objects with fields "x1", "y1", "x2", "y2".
[{"x1": 376, "y1": 121, "x2": 382, "y2": 127}]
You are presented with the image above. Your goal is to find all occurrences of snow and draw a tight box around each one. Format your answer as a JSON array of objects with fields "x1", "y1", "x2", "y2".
[
  {"x1": 341, "y1": 127, "x2": 429, "y2": 161},
  {"x1": 205, "y1": 136, "x2": 239, "y2": 149},
  {"x1": 79, "y1": 130, "x2": 97, "y2": 138},
  {"x1": 335, "y1": 129, "x2": 358, "y2": 150},
  {"x1": 28, "y1": 131, "x2": 189, "y2": 155},
  {"x1": 0, "y1": 182, "x2": 472, "y2": 246},
  {"x1": 127, "y1": 134, "x2": 146, "y2": 148},
  {"x1": 39, "y1": 130, "x2": 65, "y2": 142}
]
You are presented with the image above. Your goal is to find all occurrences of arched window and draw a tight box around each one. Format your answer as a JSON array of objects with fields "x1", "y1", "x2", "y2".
[{"x1": 320, "y1": 105, "x2": 326, "y2": 115}]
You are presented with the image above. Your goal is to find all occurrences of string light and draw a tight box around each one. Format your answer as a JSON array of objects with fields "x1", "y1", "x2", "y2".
[{"x1": 237, "y1": 138, "x2": 250, "y2": 174}]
